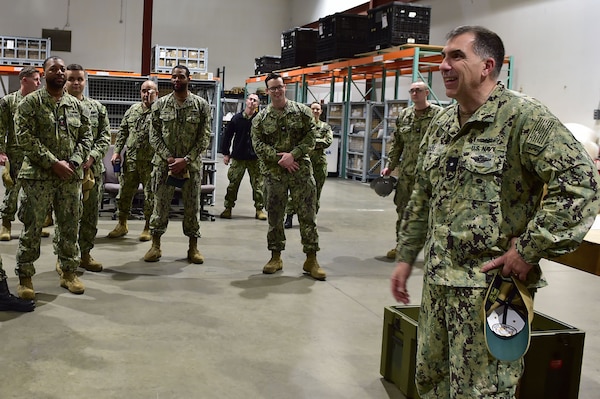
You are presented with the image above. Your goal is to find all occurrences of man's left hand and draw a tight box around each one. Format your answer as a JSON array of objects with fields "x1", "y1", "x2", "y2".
[
  {"x1": 480, "y1": 237, "x2": 533, "y2": 281},
  {"x1": 277, "y1": 152, "x2": 299, "y2": 173}
]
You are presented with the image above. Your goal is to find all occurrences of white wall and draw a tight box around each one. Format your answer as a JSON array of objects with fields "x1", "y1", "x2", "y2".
[
  {"x1": 289, "y1": 0, "x2": 365, "y2": 26},
  {"x1": 0, "y1": 0, "x2": 291, "y2": 90}
]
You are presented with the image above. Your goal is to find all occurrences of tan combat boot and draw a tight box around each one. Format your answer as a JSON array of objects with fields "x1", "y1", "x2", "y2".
[
  {"x1": 187, "y1": 237, "x2": 204, "y2": 264},
  {"x1": 220, "y1": 208, "x2": 232, "y2": 219},
  {"x1": 144, "y1": 235, "x2": 162, "y2": 262},
  {"x1": 139, "y1": 219, "x2": 151, "y2": 242},
  {"x1": 80, "y1": 252, "x2": 103, "y2": 272},
  {"x1": 262, "y1": 251, "x2": 283, "y2": 274},
  {"x1": 0, "y1": 219, "x2": 11, "y2": 241},
  {"x1": 107, "y1": 214, "x2": 128, "y2": 238},
  {"x1": 255, "y1": 209, "x2": 267, "y2": 220},
  {"x1": 386, "y1": 248, "x2": 396, "y2": 260},
  {"x1": 17, "y1": 276, "x2": 35, "y2": 300},
  {"x1": 303, "y1": 252, "x2": 326, "y2": 281},
  {"x1": 60, "y1": 271, "x2": 85, "y2": 294}
]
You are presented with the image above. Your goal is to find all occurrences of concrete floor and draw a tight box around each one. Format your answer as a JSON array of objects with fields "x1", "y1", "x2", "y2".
[{"x1": 0, "y1": 157, "x2": 599, "y2": 399}]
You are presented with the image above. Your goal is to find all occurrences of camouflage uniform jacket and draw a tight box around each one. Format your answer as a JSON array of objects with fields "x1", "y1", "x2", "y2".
[
  {"x1": 80, "y1": 96, "x2": 111, "y2": 176},
  {"x1": 312, "y1": 120, "x2": 333, "y2": 156},
  {"x1": 397, "y1": 83, "x2": 600, "y2": 288},
  {"x1": 15, "y1": 88, "x2": 92, "y2": 181},
  {"x1": 387, "y1": 103, "x2": 443, "y2": 174},
  {"x1": 115, "y1": 102, "x2": 154, "y2": 165},
  {"x1": 0, "y1": 90, "x2": 25, "y2": 157},
  {"x1": 150, "y1": 92, "x2": 211, "y2": 172},
  {"x1": 251, "y1": 100, "x2": 316, "y2": 179}
]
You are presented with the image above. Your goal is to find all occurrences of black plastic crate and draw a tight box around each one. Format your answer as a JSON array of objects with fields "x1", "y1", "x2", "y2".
[
  {"x1": 254, "y1": 55, "x2": 281, "y2": 75},
  {"x1": 368, "y1": 2, "x2": 431, "y2": 51},
  {"x1": 280, "y1": 28, "x2": 317, "y2": 69},
  {"x1": 316, "y1": 13, "x2": 369, "y2": 62}
]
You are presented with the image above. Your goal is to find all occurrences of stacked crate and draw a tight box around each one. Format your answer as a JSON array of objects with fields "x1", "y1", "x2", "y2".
[
  {"x1": 254, "y1": 55, "x2": 281, "y2": 75},
  {"x1": 368, "y1": 2, "x2": 431, "y2": 51},
  {"x1": 0, "y1": 36, "x2": 50, "y2": 66},
  {"x1": 280, "y1": 28, "x2": 318, "y2": 69},
  {"x1": 151, "y1": 45, "x2": 208, "y2": 74},
  {"x1": 316, "y1": 13, "x2": 369, "y2": 63}
]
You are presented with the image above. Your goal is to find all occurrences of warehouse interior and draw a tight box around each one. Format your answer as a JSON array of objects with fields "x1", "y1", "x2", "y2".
[{"x1": 1, "y1": 0, "x2": 600, "y2": 398}]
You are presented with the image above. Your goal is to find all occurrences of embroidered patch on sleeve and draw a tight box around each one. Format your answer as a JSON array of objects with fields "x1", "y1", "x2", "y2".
[{"x1": 525, "y1": 117, "x2": 555, "y2": 153}]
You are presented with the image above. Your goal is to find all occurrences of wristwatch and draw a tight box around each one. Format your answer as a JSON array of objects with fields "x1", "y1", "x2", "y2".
[{"x1": 183, "y1": 156, "x2": 192, "y2": 164}]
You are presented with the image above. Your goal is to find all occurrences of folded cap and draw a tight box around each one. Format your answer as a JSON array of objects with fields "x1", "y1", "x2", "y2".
[
  {"x1": 2, "y1": 159, "x2": 13, "y2": 188},
  {"x1": 482, "y1": 270, "x2": 534, "y2": 362},
  {"x1": 82, "y1": 168, "x2": 95, "y2": 201}
]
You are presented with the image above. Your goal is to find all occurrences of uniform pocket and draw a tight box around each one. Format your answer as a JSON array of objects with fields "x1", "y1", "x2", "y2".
[{"x1": 460, "y1": 150, "x2": 504, "y2": 202}]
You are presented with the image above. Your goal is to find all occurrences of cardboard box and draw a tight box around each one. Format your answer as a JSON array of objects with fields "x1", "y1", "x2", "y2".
[{"x1": 381, "y1": 306, "x2": 585, "y2": 399}]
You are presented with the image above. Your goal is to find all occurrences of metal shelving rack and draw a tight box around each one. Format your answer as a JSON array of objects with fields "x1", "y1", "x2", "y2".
[
  {"x1": 346, "y1": 101, "x2": 384, "y2": 181},
  {"x1": 86, "y1": 74, "x2": 221, "y2": 160},
  {"x1": 246, "y1": 44, "x2": 513, "y2": 180}
]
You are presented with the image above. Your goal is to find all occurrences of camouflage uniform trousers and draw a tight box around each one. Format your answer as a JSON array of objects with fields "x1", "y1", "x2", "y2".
[
  {"x1": 149, "y1": 166, "x2": 201, "y2": 237},
  {"x1": 393, "y1": 173, "x2": 415, "y2": 241},
  {"x1": 223, "y1": 158, "x2": 264, "y2": 210},
  {"x1": 0, "y1": 155, "x2": 23, "y2": 222},
  {"x1": 78, "y1": 171, "x2": 103, "y2": 254},
  {"x1": 285, "y1": 153, "x2": 327, "y2": 215},
  {"x1": 264, "y1": 171, "x2": 319, "y2": 253},
  {"x1": 16, "y1": 179, "x2": 82, "y2": 277},
  {"x1": 116, "y1": 160, "x2": 153, "y2": 221},
  {"x1": 416, "y1": 281, "x2": 522, "y2": 399}
]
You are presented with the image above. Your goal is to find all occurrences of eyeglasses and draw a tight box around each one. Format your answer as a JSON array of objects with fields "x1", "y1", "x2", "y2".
[
  {"x1": 267, "y1": 85, "x2": 285, "y2": 92},
  {"x1": 408, "y1": 88, "x2": 425, "y2": 94}
]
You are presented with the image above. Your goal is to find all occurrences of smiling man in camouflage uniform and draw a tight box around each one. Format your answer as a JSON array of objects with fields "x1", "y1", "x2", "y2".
[
  {"x1": 144, "y1": 65, "x2": 211, "y2": 264},
  {"x1": 64, "y1": 64, "x2": 111, "y2": 273},
  {"x1": 107, "y1": 79, "x2": 158, "y2": 241},
  {"x1": 251, "y1": 72, "x2": 325, "y2": 281},
  {"x1": 391, "y1": 26, "x2": 600, "y2": 398},
  {"x1": 15, "y1": 56, "x2": 93, "y2": 299}
]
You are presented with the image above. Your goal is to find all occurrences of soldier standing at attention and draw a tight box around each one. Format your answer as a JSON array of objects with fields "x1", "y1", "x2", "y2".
[
  {"x1": 63, "y1": 64, "x2": 111, "y2": 272},
  {"x1": 284, "y1": 101, "x2": 333, "y2": 228},
  {"x1": 381, "y1": 81, "x2": 442, "y2": 259},
  {"x1": 107, "y1": 80, "x2": 158, "y2": 241},
  {"x1": 144, "y1": 65, "x2": 212, "y2": 264},
  {"x1": 251, "y1": 72, "x2": 325, "y2": 281},
  {"x1": 391, "y1": 26, "x2": 600, "y2": 398},
  {"x1": 15, "y1": 56, "x2": 93, "y2": 299},
  {"x1": 0, "y1": 66, "x2": 51, "y2": 240},
  {"x1": 219, "y1": 93, "x2": 267, "y2": 220}
]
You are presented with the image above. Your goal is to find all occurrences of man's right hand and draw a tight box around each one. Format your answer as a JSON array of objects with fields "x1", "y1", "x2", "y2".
[
  {"x1": 381, "y1": 167, "x2": 391, "y2": 176},
  {"x1": 51, "y1": 160, "x2": 76, "y2": 180},
  {"x1": 391, "y1": 261, "x2": 412, "y2": 304},
  {"x1": 223, "y1": 155, "x2": 230, "y2": 165},
  {"x1": 0, "y1": 153, "x2": 8, "y2": 166},
  {"x1": 111, "y1": 153, "x2": 121, "y2": 164}
]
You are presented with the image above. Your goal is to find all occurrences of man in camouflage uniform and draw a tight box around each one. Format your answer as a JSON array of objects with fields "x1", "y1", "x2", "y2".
[
  {"x1": 284, "y1": 101, "x2": 333, "y2": 228},
  {"x1": 64, "y1": 64, "x2": 111, "y2": 272},
  {"x1": 144, "y1": 65, "x2": 211, "y2": 264},
  {"x1": 219, "y1": 93, "x2": 266, "y2": 220},
  {"x1": 15, "y1": 56, "x2": 93, "y2": 299},
  {"x1": 0, "y1": 66, "x2": 50, "y2": 240},
  {"x1": 107, "y1": 79, "x2": 158, "y2": 241},
  {"x1": 381, "y1": 81, "x2": 442, "y2": 259},
  {"x1": 251, "y1": 73, "x2": 325, "y2": 281},
  {"x1": 391, "y1": 26, "x2": 600, "y2": 399}
]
